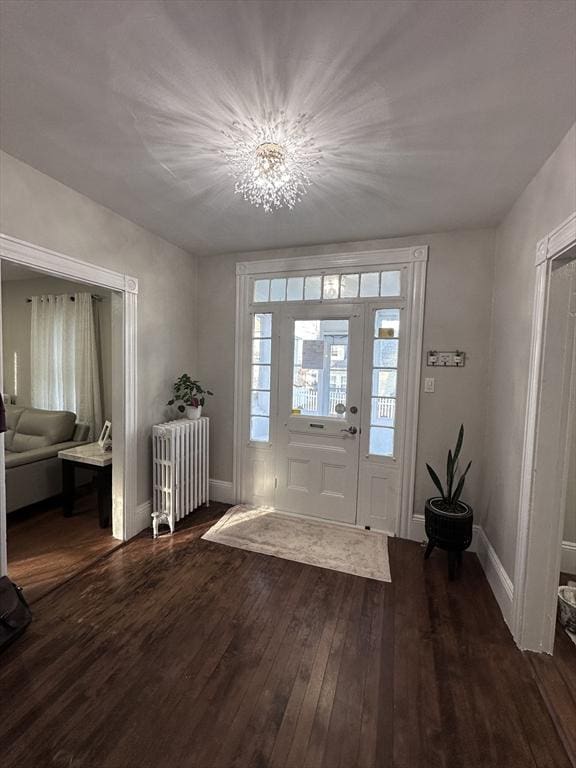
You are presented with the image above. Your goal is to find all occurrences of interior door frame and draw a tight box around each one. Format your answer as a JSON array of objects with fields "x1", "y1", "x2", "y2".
[
  {"x1": 513, "y1": 211, "x2": 576, "y2": 653},
  {"x1": 233, "y1": 245, "x2": 428, "y2": 538},
  {"x1": 0, "y1": 233, "x2": 138, "y2": 575}
]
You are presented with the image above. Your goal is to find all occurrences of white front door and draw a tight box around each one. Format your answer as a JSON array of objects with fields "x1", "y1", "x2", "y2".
[
  {"x1": 274, "y1": 304, "x2": 364, "y2": 524},
  {"x1": 238, "y1": 251, "x2": 428, "y2": 535}
]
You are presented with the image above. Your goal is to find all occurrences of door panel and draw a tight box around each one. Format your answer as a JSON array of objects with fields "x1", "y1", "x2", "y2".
[{"x1": 274, "y1": 305, "x2": 363, "y2": 523}]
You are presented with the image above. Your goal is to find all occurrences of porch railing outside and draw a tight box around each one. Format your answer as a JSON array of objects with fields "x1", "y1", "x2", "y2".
[{"x1": 293, "y1": 387, "x2": 395, "y2": 419}]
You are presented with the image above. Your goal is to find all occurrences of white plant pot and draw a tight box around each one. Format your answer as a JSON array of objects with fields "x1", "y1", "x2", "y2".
[{"x1": 184, "y1": 405, "x2": 202, "y2": 420}]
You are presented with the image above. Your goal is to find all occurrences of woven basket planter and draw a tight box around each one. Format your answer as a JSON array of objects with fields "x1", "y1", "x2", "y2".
[
  {"x1": 424, "y1": 497, "x2": 473, "y2": 580},
  {"x1": 558, "y1": 586, "x2": 576, "y2": 634}
]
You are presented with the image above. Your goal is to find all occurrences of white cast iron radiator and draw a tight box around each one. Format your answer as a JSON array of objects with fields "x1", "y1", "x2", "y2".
[{"x1": 152, "y1": 417, "x2": 209, "y2": 537}]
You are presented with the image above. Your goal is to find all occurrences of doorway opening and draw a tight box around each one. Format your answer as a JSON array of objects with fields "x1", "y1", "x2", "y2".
[
  {"x1": 1, "y1": 261, "x2": 122, "y2": 600},
  {"x1": 0, "y1": 233, "x2": 138, "y2": 587},
  {"x1": 234, "y1": 246, "x2": 428, "y2": 537},
  {"x1": 513, "y1": 212, "x2": 576, "y2": 655}
]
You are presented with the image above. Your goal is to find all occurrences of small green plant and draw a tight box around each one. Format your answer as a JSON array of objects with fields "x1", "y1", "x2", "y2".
[
  {"x1": 426, "y1": 424, "x2": 472, "y2": 512},
  {"x1": 167, "y1": 374, "x2": 213, "y2": 412}
]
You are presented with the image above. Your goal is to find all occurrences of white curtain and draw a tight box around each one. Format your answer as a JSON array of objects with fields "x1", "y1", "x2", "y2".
[{"x1": 31, "y1": 293, "x2": 103, "y2": 440}]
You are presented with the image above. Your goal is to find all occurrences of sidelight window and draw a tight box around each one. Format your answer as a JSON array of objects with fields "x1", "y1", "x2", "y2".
[
  {"x1": 250, "y1": 313, "x2": 272, "y2": 442},
  {"x1": 369, "y1": 308, "x2": 400, "y2": 456}
]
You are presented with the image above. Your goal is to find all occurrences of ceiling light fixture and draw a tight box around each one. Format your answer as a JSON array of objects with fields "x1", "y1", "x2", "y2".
[{"x1": 222, "y1": 113, "x2": 321, "y2": 213}]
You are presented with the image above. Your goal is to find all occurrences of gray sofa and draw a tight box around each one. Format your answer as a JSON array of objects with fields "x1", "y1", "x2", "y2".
[{"x1": 4, "y1": 405, "x2": 90, "y2": 513}]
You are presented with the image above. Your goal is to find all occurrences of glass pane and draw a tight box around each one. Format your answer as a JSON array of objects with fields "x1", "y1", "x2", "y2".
[
  {"x1": 373, "y1": 339, "x2": 398, "y2": 368},
  {"x1": 251, "y1": 390, "x2": 270, "y2": 416},
  {"x1": 270, "y1": 278, "x2": 286, "y2": 302},
  {"x1": 374, "y1": 308, "x2": 400, "y2": 338},
  {"x1": 360, "y1": 272, "x2": 380, "y2": 297},
  {"x1": 370, "y1": 426, "x2": 394, "y2": 456},
  {"x1": 323, "y1": 275, "x2": 340, "y2": 300},
  {"x1": 252, "y1": 338, "x2": 271, "y2": 364},
  {"x1": 372, "y1": 369, "x2": 397, "y2": 397},
  {"x1": 253, "y1": 279, "x2": 270, "y2": 303},
  {"x1": 292, "y1": 318, "x2": 348, "y2": 416},
  {"x1": 287, "y1": 276, "x2": 304, "y2": 301},
  {"x1": 340, "y1": 273, "x2": 359, "y2": 298},
  {"x1": 252, "y1": 364, "x2": 271, "y2": 390},
  {"x1": 250, "y1": 416, "x2": 269, "y2": 442},
  {"x1": 254, "y1": 313, "x2": 272, "y2": 338},
  {"x1": 304, "y1": 275, "x2": 322, "y2": 300},
  {"x1": 371, "y1": 397, "x2": 396, "y2": 427},
  {"x1": 380, "y1": 270, "x2": 401, "y2": 296}
]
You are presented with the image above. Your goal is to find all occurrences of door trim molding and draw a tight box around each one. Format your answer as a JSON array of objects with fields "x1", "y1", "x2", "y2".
[
  {"x1": 512, "y1": 211, "x2": 576, "y2": 653},
  {"x1": 0, "y1": 233, "x2": 138, "y2": 575},
  {"x1": 233, "y1": 246, "x2": 428, "y2": 539}
]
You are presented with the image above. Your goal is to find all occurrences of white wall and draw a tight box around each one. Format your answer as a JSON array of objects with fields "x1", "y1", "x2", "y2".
[
  {"x1": 1, "y1": 275, "x2": 113, "y2": 419},
  {"x1": 0, "y1": 151, "x2": 198, "y2": 506},
  {"x1": 564, "y1": 405, "x2": 576, "y2": 545},
  {"x1": 198, "y1": 229, "x2": 495, "y2": 520},
  {"x1": 482, "y1": 124, "x2": 576, "y2": 579}
]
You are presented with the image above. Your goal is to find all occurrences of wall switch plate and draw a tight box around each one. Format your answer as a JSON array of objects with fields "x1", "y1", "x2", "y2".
[{"x1": 424, "y1": 377, "x2": 435, "y2": 393}]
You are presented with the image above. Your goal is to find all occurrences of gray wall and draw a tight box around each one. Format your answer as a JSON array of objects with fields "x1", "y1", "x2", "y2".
[
  {"x1": 1, "y1": 275, "x2": 113, "y2": 419},
  {"x1": 0, "y1": 150, "x2": 198, "y2": 506},
  {"x1": 197, "y1": 229, "x2": 495, "y2": 519},
  {"x1": 482, "y1": 124, "x2": 576, "y2": 579}
]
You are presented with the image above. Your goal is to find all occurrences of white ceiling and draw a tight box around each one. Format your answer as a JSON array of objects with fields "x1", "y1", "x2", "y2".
[{"x1": 0, "y1": 0, "x2": 575, "y2": 257}]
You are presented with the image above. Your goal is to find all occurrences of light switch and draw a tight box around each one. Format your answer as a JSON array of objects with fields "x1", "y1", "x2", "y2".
[{"x1": 424, "y1": 377, "x2": 435, "y2": 393}]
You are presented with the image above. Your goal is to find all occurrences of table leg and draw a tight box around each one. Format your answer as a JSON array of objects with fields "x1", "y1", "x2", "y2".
[
  {"x1": 97, "y1": 466, "x2": 112, "y2": 528},
  {"x1": 62, "y1": 461, "x2": 75, "y2": 517}
]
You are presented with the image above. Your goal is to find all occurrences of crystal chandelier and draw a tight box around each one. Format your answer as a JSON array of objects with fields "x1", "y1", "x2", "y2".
[{"x1": 222, "y1": 113, "x2": 321, "y2": 212}]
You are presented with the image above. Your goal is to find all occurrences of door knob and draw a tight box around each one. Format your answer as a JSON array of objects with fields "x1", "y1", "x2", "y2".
[{"x1": 340, "y1": 426, "x2": 358, "y2": 435}]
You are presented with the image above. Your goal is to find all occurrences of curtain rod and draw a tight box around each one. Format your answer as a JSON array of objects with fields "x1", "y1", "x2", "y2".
[{"x1": 26, "y1": 294, "x2": 103, "y2": 303}]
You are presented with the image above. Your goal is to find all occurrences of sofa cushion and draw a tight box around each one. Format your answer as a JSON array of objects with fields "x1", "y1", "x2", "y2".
[
  {"x1": 11, "y1": 409, "x2": 76, "y2": 453},
  {"x1": 5, "y1": 406, "x2": 25, "y2": 431},
  {"x1": 4, "y1": 430, "x2": 15, "y2": 450},
  {"x1": 5, "y1": 440, "x2": 85, "y2": 469},
  {"x1": 5, "y1": 406, "x2": 25, "y2": 450}
]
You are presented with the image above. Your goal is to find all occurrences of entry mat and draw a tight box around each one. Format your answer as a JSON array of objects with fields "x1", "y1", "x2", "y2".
[{"x1": 202, "y1": 504, "x2": 391, "y2": 582}]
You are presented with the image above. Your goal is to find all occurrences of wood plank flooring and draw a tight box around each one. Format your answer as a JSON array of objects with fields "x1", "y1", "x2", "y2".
[
  {"x1": 527, "y1": 573, "x2": 576, "y2": 767},
  {"x1": 7, "y1": 489, "x2": 120, "y2": 602},
  {"x1": 0, "y1": 502, "x2": 572, "y2": 768}
]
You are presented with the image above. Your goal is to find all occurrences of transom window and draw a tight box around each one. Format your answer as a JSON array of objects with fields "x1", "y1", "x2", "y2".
[{"x1": 253, "y1": 270, "x2": 401, "y2": 303}]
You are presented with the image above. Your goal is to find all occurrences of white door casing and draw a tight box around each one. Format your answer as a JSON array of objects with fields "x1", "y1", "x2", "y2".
[
  {"x1": 513, "y1": 212, "x2": 576, "y2": 653},
  {"x1": 234, "y1": 246, "x2": 428, "y2": 536},
  {"x1": 0, "y1": 233, "x2": 139, "y2": 577}
]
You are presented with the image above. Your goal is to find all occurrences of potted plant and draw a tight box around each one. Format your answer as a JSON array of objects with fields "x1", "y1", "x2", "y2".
[
  {"x1": 424, "y1": 424, "x2": 473, "y2": 580},
  {"x1": 167, "y1": 374, "x2": 213, "y2": 420}
]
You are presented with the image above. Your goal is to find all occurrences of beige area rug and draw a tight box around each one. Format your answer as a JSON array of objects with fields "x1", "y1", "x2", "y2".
[{"x1": 202, "y1": 504, "x2": 391, "y2": 582}]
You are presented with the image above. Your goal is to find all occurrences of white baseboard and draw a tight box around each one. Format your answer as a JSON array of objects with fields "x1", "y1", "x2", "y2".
[
  {"x1": 476, "y1": 527, "x2": 514, "y2": 627},
  {"x1": 209, "y1": 479, "x2": 235, "y2": 504},
  {"x1": 409, "y1": 514, "x2": 514, "y2": 627},
  {"x1": 133, "y1": 499, "x2": 152, "y2": 534},
  {"x1": 409, "y1": 513, "x2": 481, "y2": 553},
  {"x1": 561, "y1": 540, "x2": 576, "y2": 574},
  {"x1": 128, "y1": 490, "x2": 233, "y2": 539}
]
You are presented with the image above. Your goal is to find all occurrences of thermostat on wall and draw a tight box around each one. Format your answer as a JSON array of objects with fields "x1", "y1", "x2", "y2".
[{"x1": 427, "y1": 350, "x2": 466, "y2": 367}]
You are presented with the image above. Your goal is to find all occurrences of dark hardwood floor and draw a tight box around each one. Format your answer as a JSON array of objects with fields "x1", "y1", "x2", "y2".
[
  {"x1": 527, "y1": 573, "x2": 576, "y2": 768},
  {"x1": 7, "y1": 488, "x2": 121, "y2": 602},
  {"x1": 0, "y1": 502, "x2": 572, "y2": 768}
]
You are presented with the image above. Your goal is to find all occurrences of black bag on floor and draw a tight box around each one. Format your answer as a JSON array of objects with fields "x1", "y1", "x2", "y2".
[{"x1": 0, "y1": 576, "x2": 32, "y2": 652}]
